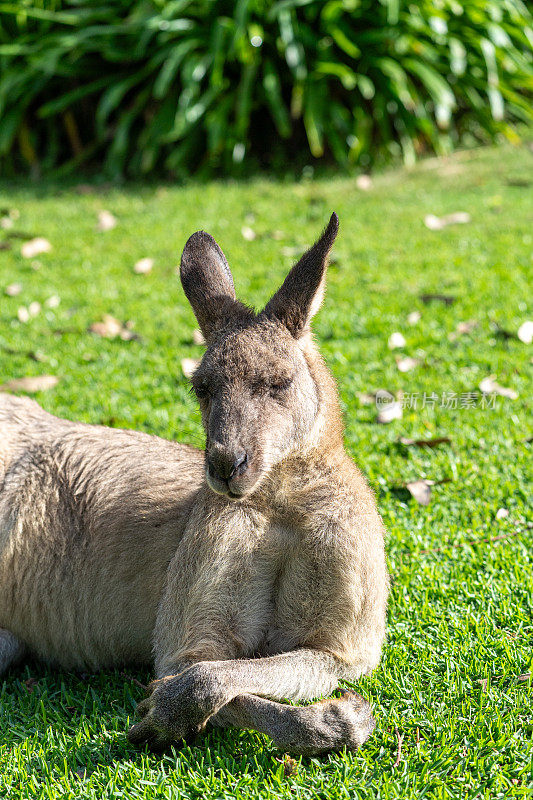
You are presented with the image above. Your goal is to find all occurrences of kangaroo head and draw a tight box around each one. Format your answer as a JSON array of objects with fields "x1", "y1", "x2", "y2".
[{"x1": 180, "y1": 213, "x2": 339, "y2": 500}]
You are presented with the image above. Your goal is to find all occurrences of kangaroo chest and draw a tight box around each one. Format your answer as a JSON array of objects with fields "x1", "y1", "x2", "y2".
[{"x1": 226, "y1": 521, "x2": 327, "y2": 658}]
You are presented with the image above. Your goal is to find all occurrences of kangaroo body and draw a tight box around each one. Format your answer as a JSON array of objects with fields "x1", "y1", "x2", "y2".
[{"x1": 0, "y1": 215, "x2": 389, "y2": 755}]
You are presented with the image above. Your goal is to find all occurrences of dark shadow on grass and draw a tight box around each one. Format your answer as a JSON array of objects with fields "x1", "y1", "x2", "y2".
[{"x1": 1, "y1": 661, "x2": 288, "y2": 778}]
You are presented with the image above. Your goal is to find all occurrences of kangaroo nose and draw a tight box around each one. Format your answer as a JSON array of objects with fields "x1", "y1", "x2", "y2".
[{"x1": 208, "y1": 448, "x2": 249, "y2": 482}]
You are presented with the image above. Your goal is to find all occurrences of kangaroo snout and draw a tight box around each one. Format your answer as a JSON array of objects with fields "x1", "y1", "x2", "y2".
[{"x1": 207, "y1": 442, "x2": 250, "y2": 498}]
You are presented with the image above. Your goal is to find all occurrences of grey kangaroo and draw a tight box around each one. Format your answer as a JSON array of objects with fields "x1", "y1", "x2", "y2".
[{"x1": 0, "y1": 213, "x2": 389, "y2": 755}]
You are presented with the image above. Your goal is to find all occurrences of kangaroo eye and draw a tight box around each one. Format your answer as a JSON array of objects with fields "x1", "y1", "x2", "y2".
[
  {"x1": 270, "y1": 378, "x2": 293, "y2": 397},
  {"x1": 193, "y1": 384, "x2": 211, "y2": 401}
]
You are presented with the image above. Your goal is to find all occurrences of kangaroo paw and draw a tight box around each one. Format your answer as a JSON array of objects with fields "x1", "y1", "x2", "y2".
[{"x1": 127, "y1": 662, "x2": 228, "y2": 750}]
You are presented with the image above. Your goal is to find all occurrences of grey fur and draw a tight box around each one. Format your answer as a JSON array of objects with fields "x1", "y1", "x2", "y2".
[{"x1": 0, "y1": 215, "x2": 389, "y2": 755}]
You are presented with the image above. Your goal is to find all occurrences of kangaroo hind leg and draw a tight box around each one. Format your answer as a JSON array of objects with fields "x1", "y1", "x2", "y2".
[{"x1": 0, "y1": 630, "x2": 25, "y2": 676}]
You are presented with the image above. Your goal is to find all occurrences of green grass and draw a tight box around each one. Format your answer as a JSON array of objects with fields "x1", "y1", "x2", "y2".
[{"x1": 0, "y1": 141, "x2": 532, "y2": 799}]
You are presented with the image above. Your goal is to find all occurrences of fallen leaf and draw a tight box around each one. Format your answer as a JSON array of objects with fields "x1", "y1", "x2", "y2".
[
  {"x1": 376, "y1": 390, "x2": 403, "y2": 424},
  {"x1": 402, "y1": 477, "x2": 451, "y2": 505},
  {"x1": 406, "y1": 480, "x2": 432, "y2": 505},
  {"x1": 479, "y1": 376, "x2": 518, "y2": 399},
  {"x1": 283, "y1": 756, "x2": 298, "y2": 777},
  {"x1": 396, "y1": 356, "x2": 419, "y2": 372},
  {"x1": 420, "y1": 293, "x2": 456, "y2": 306},
  {"x1": 24, "y1": 677, "x2": 38, "y2": 693},
  {"x1": 455, "y1": 319, "x2": 477, "y2": 336},
  {"x1": 517, "y1": 321, "x2": 533, "y2": 344},
  {"x1": 21, "y1": 237, "x2": 52, "y2": 258},
  {"x1": 192, "y1": 329, "x2": 206, "y2": 346},
  {"x1": 90, "y1": 316, "x2": 122, "y2": 338},
  {"x1": 393, "y1": 728, "x2": 404, "y2": 768},
  {"x1": 356, "y1": 174, "x2": 372, "y2": 191},
  {"x1": 399, "y1": 436, "x2": 451, "y2": 448},
  {"x1": 495, "y1": 508, "x2": 509, "y2": 520},
  {"x1": 270, "y1": 230, "x2": 284, "y2": 241},
  {"x1": 89, "y1": 315, "x2": 139, "y2": 341},
  {"x1": 241, "y1": 225, "x2": 256, "y2": 241},
  {"x1": 424, "y1": 212, "x2": 471, "y2": 230},
  {"x1": 181, "y1": 358, "x2": 200, "y2": 379},
  {"x1": 96, "y1": 210, "x2": 117, "y2": 231},
  {"x1": 407, "y1": 310, "x2": 421, "y2": 325},
  {"x1": 0, "y1": 375, "x2": 59, "y2": 393},
  {"x1": 357, "y1": 392, "x2": 376, "y2": 406},
  {"x1": 133, "y1": 257, "x2": 153, "y2": 274},
  {"x1": 388, "y1": 332, "x2": 406, "y2": 349},
  {"x1": 5, "y1": 283, "x2": 22, "y2": 296}
]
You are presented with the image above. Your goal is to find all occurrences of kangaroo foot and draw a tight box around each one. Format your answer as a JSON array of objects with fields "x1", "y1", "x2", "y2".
[{"x1": 279, "y1": 688, "x2": 376, "y2": 756}]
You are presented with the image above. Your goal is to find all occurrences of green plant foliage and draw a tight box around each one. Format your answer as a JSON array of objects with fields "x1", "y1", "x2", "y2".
[{"x1": 0, "y1": 0, "x2": 532, "y2": 177}]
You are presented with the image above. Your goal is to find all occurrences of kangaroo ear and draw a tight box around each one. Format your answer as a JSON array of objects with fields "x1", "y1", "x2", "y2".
[
  {"x1": 180, "y1": 231, "x2": 238, "y2": 339},
  {"x1": 262, "y1": 213, "x2": 339, "y2": 338}
]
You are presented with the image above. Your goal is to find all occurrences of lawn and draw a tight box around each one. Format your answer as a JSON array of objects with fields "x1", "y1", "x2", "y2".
[{"x1": 0, "y1": 141, "x2": 531, "y2": 799}]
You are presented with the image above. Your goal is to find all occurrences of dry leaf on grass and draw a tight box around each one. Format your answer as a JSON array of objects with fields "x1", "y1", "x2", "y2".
[
  {"x1": 450, "y1": 320, "x2": 478, "y2": 340},
  {"x1": 17, "y1": 302, "x2": 40, "y2": 322},
  {"x1": 96, "y1": 210, "x2": 117, "y2": 231},
  {"x1": 133, "y1": 257, "x2": 153, "y2": 274},
  {"x1": 517, "y1": 321, "x2": 533, "y2": 344},
  {"x1": 406, "y1": 479, "x2": 433, "y2": 505},
  {"x1": 397, "y1": 477, "x2": 451, "y2": 505},
  {"x1": 89, "y1": 315, "x2": 139, "y2": 341},
  {"x1": 0, "y1": 375, "x2": 59, "y2": 393},
  {"x1": 282, "y1": 756, "x2": 298, "y2": 777},
  {"x1": 241, "y1": 225, "x2": 256, "y2": 241},
  {"x1": 270, "y1": 230, "x2": 284, "y2": 241},
  {"x1": 420, "y1": 293, "x2": 456, "y2": 306},
  {"x1": 396, "y1": 356, "x2": 419, "y2": 372},
  {"x1": 388, "y1": 332, "x2": 406, "y2": 349},
  {"x1": 192, "y1": 329, "x2": 206, "y2": 346},
  {"x1": 21, "y1": 238, "x2": 52, "y2": 258},
  {"x1": 424, "y1": 212, "x2": 471, "y2": 230},
  {"x1": 181, "y1": 358, "x2": 200, "y2": 379},
  {"x1": 355, "y1": 174, "x2": 372, "y2": 191},
  {"x1": 357, "y1": 392, "x2": 377, "y2": 406},
  {"x1": 399, "y1": 436, "x2": 451, "y2": 448},
  {"x1": 479, "y1": 376, "x2": 518, "y2": 399},
  {"x1": 5, "y1": 283, "x2": 22, "y2": 296}
]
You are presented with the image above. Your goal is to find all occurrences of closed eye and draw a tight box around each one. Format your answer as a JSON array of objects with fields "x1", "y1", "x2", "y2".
[
  {"x1": 270, "y1": 377, "x2": 293, "y2": 397},
  {"x1": 192, "y1": 382, "x2": 212, "y2": 401}
]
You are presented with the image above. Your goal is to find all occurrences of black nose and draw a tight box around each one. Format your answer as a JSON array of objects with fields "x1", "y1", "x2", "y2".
[{"x1": 208, "y1": 449, "x2": 249, "y2": 483}]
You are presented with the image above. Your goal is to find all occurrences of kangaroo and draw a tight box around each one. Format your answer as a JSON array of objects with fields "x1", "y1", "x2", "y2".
[{"x1": 0, "y1": 213, "x2": 389, "y2": 755}]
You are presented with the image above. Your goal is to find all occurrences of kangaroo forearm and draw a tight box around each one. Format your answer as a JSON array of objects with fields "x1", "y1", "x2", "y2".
[
  {"x1": 210, "y1": 691, "x2": 376, "y2": 756},
  {"x1": 203, "y1": 649, "x2": 342, "y2": 703}
]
